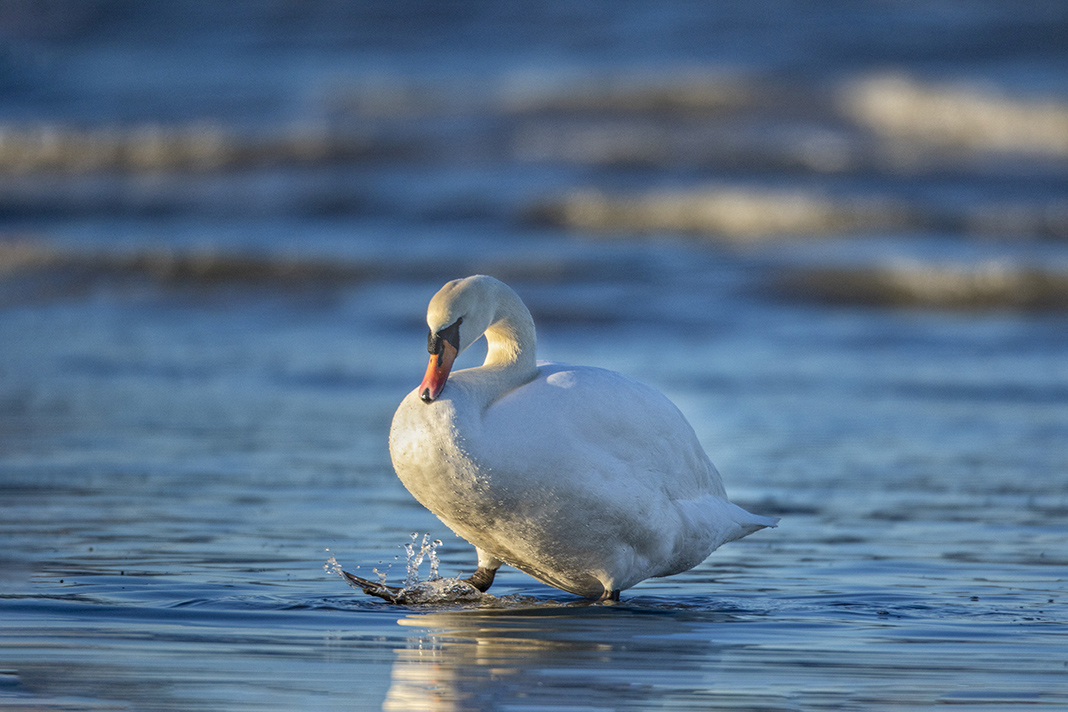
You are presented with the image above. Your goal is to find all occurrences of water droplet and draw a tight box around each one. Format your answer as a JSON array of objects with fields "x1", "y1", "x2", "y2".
[
  {"x1": 428, "y1": 539, "x2": 442, "y2": 580},
  {"x1": 323, "y1": 555, "x2": 344, "y2": 578}
]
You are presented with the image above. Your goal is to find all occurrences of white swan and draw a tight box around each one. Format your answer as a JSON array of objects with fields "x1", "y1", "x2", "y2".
[{"x1": 353, "y1": 275, "x2": 776, "y2": 602}]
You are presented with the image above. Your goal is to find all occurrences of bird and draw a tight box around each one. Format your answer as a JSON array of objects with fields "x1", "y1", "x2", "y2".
[{"x1": 345, "y1": 275, "x2": 776, "y2": 602}]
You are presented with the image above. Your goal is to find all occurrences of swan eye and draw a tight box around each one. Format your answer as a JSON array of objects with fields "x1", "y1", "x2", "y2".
[{"x1": 427, "y1": 317, "x2": 462, "y2": 355}]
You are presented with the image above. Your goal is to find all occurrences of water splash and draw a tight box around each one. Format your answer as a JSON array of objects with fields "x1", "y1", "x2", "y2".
[
  {"x1": 325, "y1": 549, "x2": 391, "y2": 583},
  {"x1": 403, "y1": 533, "x2": 442, "y2": 588},
  {"x1": 391, "y1": 577, "x2": 484, "y2": 605},
  {"x1": 429, "y1": 540, "x2": 442, "y2": 580},
  {"x1": 323, "y1": 550, "x2": 343, "y2": 577}
]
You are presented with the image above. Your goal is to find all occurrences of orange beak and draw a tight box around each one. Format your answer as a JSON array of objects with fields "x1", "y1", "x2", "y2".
[{"x1": 419, "y1": 340, "x2": 457, "y2": 403}]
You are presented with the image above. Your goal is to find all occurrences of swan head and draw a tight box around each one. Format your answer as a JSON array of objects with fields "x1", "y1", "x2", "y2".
[
  {"x1": 418, "y1": 276, "x2": 501, "y2": 403},
  {"x1": 420, "y1": 315, "x2": 461, "y2": 403}
]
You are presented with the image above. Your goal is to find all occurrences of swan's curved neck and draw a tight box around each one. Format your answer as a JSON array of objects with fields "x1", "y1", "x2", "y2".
[
  {"x1": 457, "y1": 281, "x2": 542, "y2": 412},
  {"x1": 482, "y1": 287, "x2": 537, "y2": 373}
]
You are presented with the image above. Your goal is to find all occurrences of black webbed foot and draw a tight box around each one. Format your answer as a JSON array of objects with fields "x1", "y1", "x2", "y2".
[
  {"x1": 341, "y1": 565, "x2": 498, "y2": 603},
  {"x1": 341, "y1": 570, "x2": 405, "y2": 602}
]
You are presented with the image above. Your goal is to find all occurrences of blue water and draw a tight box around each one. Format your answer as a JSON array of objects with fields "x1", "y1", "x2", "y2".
[{"x1": 3, "y1": 2, "x2": 1068, "y2": 710}]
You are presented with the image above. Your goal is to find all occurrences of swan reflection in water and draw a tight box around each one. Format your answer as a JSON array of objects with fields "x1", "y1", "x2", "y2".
[{"x1": 381, "y1": 602, "x2": 741, "y2": 711}]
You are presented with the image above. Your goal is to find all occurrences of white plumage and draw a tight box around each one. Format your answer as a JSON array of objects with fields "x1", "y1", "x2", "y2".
[{"x1": 388, "y1": 275, "x2": 776, "y2": 600}]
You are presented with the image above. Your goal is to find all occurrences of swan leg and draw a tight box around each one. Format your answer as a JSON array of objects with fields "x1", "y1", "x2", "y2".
[
  {"x1": 599, "y1": 589, "x2": 621, "y2": 602},
  {"x1": 465, "y1": 565, "x2": 497, "y2": 592},
  {"x1": 470, "y1": 549, "x2": 502, "y2": 593}
]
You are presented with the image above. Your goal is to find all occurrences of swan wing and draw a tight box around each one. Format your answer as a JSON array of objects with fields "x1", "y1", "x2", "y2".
[{"x1": 458, "y1": 362, "x2": 772, "y2": 591}]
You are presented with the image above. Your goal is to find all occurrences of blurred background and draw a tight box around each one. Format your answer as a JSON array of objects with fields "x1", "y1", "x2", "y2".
[
  {"x1": 1, "y1": 0, "x2": 1066, "y2": 288},
  {"x1": 1, "y1": 3, "x2": 1067, "y2": 710}
]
